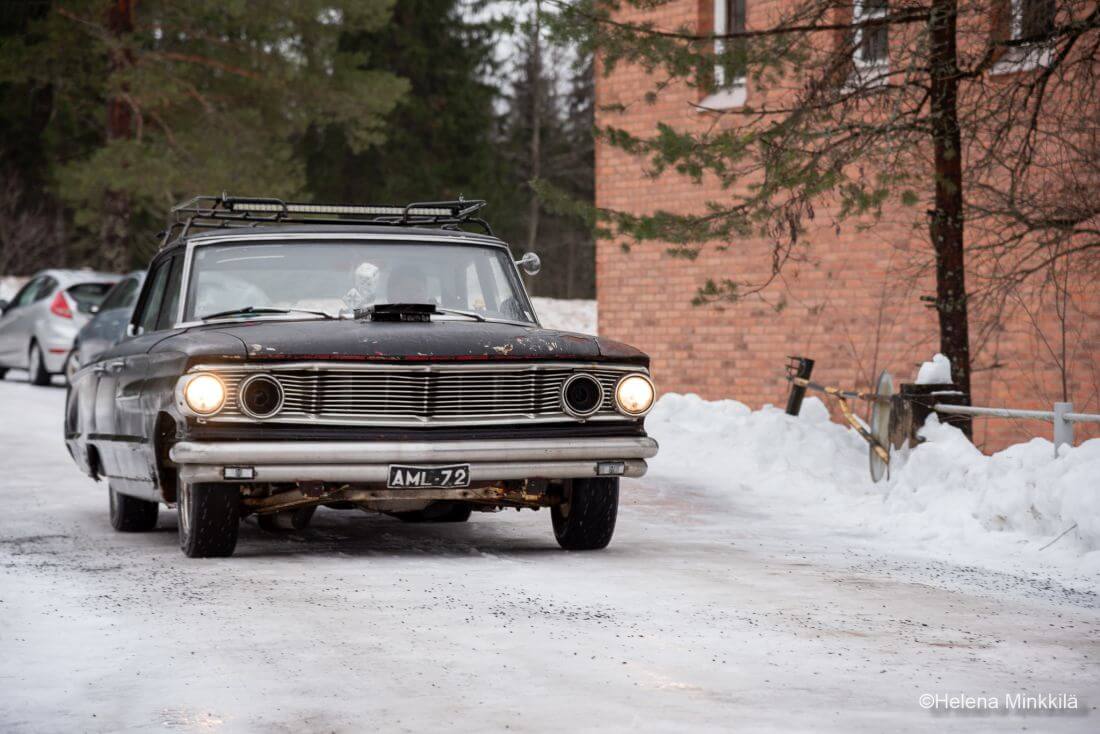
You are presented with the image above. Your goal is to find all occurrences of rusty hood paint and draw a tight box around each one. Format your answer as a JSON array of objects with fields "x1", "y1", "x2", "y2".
[{"x1": 158, "y1": 318, "x2": 649, "y2": 365}]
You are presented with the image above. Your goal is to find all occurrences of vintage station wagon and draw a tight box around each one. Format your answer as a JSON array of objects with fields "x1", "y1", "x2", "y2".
[{"x1": 64, "y1": 196, "x2": 658, "y2": 557}]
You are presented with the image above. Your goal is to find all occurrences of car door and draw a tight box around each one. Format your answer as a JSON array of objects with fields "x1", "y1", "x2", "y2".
[
  {"x1": 108, "y1": 255, "x2": 185, "y2": 488},
  {"x1": 92, "y1": 259, "x2": 174, "y2": 479},
  {"x1": 0, "y1": 277, "x2": 44, "y2": 365}
]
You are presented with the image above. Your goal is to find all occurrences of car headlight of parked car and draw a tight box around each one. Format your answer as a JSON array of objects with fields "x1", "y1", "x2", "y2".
[
  {"x1": 615, "y1": 374, "x2": 655, "y2": 417},
  {"x1": 177, "y1": 373, "x2": 226, "y2": 416}
]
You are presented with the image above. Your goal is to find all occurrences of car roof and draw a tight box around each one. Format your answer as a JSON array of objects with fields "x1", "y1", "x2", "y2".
[
  {"x1": 177, "y1": 224, "x2": 509, "y2": 250},
  {"x1": 33, "y1": 269, "x2": 123, "y2": 284}
]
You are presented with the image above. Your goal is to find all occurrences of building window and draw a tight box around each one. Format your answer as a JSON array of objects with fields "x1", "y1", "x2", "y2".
[
  {"x1": 714, "y1": 0, "x2": 747, "y2": 88},
  {"x1": 853, "y1": 0, "x2": 889, "y2": 69},
  {"x1": 702, "y1": 0, "x2": 747, "y2": 109},
  {"x1": 994, "y1": 0, "x2": 1055, "y2": 73},
  {"x1": 1016, "y1": 0, "x2": 1056, "y2": 40}
]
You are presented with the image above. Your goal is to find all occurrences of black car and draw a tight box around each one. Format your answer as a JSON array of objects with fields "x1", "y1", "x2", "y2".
[
  {"x1": 64, "y1": 195, "x2": 658, "y2": 557},
  {"x1": 66, "y1": 271, "x2": 145, "y2": 383}
]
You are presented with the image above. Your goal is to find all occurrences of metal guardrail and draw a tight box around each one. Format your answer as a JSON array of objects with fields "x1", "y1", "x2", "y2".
[{"x1": 933, "y1": 402, "x2": 1100, "y2": 453}]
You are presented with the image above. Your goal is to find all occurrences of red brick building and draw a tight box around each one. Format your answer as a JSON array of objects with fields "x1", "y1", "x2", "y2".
[{"x1": 594, "y1": 0, "x2": 1099, "y2": 450}]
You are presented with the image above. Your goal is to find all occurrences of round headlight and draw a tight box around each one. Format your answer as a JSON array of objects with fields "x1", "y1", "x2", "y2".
[
  {"x1": 561, "y1": 373, "x2": 604, "y2": 418},
  {"x1": 615, "y1": 374, "x2": 655, "y2": 416},
  {"x1": 238, "y1": 374, "x2": 284, "y2": 419},
  {"x1": 183, "y1": 374, "x2": 226, "y2": 415}
]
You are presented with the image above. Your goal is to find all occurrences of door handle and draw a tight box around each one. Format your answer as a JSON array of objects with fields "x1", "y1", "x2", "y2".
[{"x1": 106, "y1": 360, "x2": 125, "y2": 375}]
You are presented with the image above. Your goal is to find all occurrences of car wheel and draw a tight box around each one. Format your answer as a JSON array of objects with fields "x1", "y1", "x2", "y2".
[
  {"x1": 63, "y1": 351, "x2": 79, "y2": 384},
  {"x1": 109, "y1": 485, "x2": 159, "y2": 532},
  {"x1": 178, "y1": 482, "x2": 240, "y2": 558},
  {"x1": 551, "y1": 477, "x2": 619, "y2": 550},
  {"x1": 257, "y1": 506, "x2": 316, "y2": 531},
  {"x1": 28, "y1": 342, "x2": 50, "y2": 386},
  {"x1": 392, "y1": 502, "x2": 473, "y2": 523}
]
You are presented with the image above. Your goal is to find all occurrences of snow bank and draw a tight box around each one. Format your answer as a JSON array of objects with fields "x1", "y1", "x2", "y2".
[
  {"x1": 885, "y1": 417, "x2": 1100, "y2": 553},
  {"x1": 0, "y1": 275, "x2": 28, "y2": 302},
  {"x1": 645, "y1": 393, "x2": 1100, "y2": 583},
  {"x1": 915, "y1": 352, "x2": 953, "y2": 384},
  {"x1": 532, "y1": 297, "x2": 596, "y2": 335}
]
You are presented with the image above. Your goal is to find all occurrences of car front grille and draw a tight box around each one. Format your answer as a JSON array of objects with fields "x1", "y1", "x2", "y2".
[{"x1": 205, "y1": 363, "x2": 641, "y2": 426}]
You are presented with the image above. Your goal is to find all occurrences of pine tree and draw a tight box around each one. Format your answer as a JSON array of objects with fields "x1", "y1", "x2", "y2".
[
  {"x1": 500, "y1": 7, "x2": 596, "y2": 298},
  {"x1": 550, "y1": 0, "x2": 1100, "y2": 429},
  {"x1": 1, "y1": 0, "x2": 407, "y2": 268},
  {"x1": 302, "y1": 0, "x2": 508, "y2": 213}
]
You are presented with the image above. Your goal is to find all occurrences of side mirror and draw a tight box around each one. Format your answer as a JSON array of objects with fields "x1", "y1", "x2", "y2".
[
  {"x1": 126, "y1": 322, "x2": 142, "y2": 338},
  {"x1": 516, "y1": 252, "x2": 541, "y2": 276},
  {"x1": 89, "y1": 304, "x2": 101, "y2": 315}
]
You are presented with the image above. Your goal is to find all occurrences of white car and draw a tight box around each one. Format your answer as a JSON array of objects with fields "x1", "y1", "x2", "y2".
[{"x1": 0, "y1": 269, "x2": 120, "y2": 385}]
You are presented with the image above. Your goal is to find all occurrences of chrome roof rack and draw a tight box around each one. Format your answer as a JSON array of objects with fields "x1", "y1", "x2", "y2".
[{"x1": 160, "y1": 193, "x2": 492, "y2": 248}]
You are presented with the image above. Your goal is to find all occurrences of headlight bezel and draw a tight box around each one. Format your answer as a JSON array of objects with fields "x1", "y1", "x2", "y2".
[
  {"x1": 614, "y1": 373, "x2": 656, "y2": 417},
  {"x1": 237, "y1": 373, "x2": 285, "y2": 420},
  {"x1": 176, "y1": 372, "x2": 227, "y2": 417}
]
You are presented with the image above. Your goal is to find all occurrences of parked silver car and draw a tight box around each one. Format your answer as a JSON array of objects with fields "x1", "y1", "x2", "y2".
[
  {"x1": 0, "y1": 269, "x2": 121, "y2": 385},
  {"x1": 66, "y1": 271, "x2": 145, "y2": 382}
]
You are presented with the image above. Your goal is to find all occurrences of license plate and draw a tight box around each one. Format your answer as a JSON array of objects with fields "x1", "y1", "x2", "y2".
[{"x1": 387, "y1": 464, "x2": 471, "y2": 489}]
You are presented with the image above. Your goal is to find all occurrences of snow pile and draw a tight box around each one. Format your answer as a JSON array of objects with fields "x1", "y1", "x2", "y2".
[
  {"x1": 915, "y1": 352, "x2": 953, "y2": 384},
  {"x1": 645, "y1": 393, "x2": 1100, "y2": 579},
  {"x1": 884, "y1": 417, "x2": 1100, "y2": 552},
  {"x1": 532, "y1": 297, "x2": 597, "y2": 335},
  {"x1": 0, "y1": 275, "x2": 28, "y2": 302}
]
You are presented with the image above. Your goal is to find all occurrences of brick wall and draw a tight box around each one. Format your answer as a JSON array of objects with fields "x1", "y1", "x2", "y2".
[{"x1": 594, "y1": 0, "x2": 1099, "y2": 451}]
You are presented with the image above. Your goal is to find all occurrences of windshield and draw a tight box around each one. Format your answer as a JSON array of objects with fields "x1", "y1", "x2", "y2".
[{"x1": 183, "y1": 240, "x2": 535, "y2": 324}]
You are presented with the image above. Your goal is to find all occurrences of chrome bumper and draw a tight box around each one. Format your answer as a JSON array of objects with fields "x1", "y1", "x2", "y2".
[{"x1": 170, "y1": 437, "x2": 658, "y2": 484}]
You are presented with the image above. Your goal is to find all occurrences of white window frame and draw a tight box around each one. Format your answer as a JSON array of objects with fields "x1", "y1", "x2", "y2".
[
  {"x1": 851, "y1": 0, "x2": 889, "y2": 86},
  {"x1": 700, "y1": 0, "x2": 747, "y2": 110},
  {"x1": 992, "y1": 0, "x2": 1054, "y2": 74}
]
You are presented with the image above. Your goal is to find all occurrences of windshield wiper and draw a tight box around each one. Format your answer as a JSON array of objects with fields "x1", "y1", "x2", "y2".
[
  {"x1": 200, "y1": 306, "x2": 335, "y2": 321},
  {"x1": 433, "y1": 307, "x2": 486, "y2": 322}
]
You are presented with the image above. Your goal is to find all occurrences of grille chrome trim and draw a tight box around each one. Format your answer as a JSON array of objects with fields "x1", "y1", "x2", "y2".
[{"x1": 190, "y1": 362, "x2": 647, "y2": 427}]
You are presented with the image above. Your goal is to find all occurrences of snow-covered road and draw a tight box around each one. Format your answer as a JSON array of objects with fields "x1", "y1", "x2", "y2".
[{"x1": 1, "y1": 375, "x2": 1097, "y2": 733}]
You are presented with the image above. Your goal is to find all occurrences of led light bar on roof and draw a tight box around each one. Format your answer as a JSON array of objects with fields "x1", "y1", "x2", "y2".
[{"x1": 229, "y1": 201, "x2": 455, "y2": 217}]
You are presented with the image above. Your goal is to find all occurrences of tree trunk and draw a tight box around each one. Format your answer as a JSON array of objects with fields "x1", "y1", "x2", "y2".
[
  {"x1": 525, "y1": 1, "x2": 542, "y2": 294},
  {"x1": 101, "y1": 0, "x2": 136, "y2": 271},
  {"x1": 928, "y1": 0, "x2": 972, "y2": 437}
]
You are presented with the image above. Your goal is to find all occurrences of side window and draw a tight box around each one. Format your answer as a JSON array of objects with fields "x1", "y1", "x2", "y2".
[
  {"x1": 98, "y1": 278, "x2": 139, "y2": 313},
  {"x1": 34, "y1": 277, "x2": 58, "y2": 302},
  {"x1": 137, "y1": 260, "x2": 172, "y2": 334},
  {"x1": 10, "y1": 278, "x2": 43, "y2": 308},
  {"x1": 155, "y1": 258, "x2": 184, "y2": 331}
]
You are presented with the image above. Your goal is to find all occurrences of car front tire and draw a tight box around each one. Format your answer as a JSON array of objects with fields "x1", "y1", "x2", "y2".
[
  {"x1": 63, "y1": 351, "x2": 79, "y2": 384},
  {"x1": 178, "y1": 482, "x2": 240, "y2": 558},
  {"x1": 28, "y1": 342, "x2": 50, "y2": 386},
  {"x1": 551, "y1": 477, "x2": 619, "y2": 551},
  {"x1": 109, "y1": 485, "x2": 159, "y2": 532}
]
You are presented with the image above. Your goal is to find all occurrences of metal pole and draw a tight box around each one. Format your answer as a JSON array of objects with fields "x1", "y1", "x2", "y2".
[
  {"x1": 1053, "y1": 402, "x2": 1074, "y2": 456},
  {"x1": 785, "y1": 357, "x2": 814, "y2": 416},
  {"x1": 932, "y1": 404, "x2": 1055, "y2": 421}
]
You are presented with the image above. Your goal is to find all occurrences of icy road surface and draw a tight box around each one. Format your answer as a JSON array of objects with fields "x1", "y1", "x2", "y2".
[{"x1": 0, "y1": 376, "x2": 1097, "y2": 733}]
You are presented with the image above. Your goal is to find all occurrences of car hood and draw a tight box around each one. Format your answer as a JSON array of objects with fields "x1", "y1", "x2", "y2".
[{"x1": 165, "y1": 318, "x2": 648, "y2": 365}]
